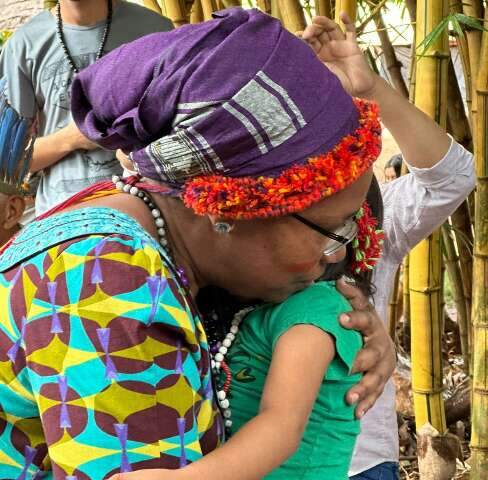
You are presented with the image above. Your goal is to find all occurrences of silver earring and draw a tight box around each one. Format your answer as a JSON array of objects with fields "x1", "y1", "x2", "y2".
[{"x1": 214, "y1": 222, "x2": 233, "y2": 234}]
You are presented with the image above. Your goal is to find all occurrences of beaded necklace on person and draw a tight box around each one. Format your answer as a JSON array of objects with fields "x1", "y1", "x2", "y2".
[
  {"x1": 56, "y1": 0, "x2": 113, "y2": 74},
  {"x1": 111, "y1": 175, "x2": 252, "y2": 436}
]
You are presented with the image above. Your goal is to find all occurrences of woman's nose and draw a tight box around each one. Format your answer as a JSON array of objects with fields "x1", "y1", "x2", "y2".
[{"x1": 322, "y1": 245, "x2": 347, "y2": 264}]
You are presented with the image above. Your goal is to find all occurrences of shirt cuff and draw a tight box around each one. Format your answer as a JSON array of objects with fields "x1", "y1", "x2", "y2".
[{"x1": 403, "y1": 135, "x2": 471, "y2": 187}]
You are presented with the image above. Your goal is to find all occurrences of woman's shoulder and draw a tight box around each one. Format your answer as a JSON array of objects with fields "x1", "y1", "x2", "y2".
[{"x1": 0, "y1": 207, "x2": 169, "y2": 274}]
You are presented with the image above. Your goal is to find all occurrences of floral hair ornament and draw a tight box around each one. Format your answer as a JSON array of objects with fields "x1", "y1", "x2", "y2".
[{"x1": 350, "y1": 201, "x2": 385, "y2": 274}]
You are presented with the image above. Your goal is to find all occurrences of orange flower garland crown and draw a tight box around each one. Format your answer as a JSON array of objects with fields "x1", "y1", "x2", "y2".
[{"x1": 182, "y1": 100, "x2": 381, "y2": 221}]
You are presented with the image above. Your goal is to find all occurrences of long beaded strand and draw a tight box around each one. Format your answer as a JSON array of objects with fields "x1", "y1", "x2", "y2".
[
  {"x1": 211, "y1": 307, "x2": 254, "y2": 436},
  {"x1": 56, "y1": 0, "x2": 113, "y2": 74}
]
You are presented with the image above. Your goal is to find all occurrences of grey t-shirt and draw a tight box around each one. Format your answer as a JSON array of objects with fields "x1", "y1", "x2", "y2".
[{"x1": 0, "y1": 1, "x2": 173, "y2": 214}]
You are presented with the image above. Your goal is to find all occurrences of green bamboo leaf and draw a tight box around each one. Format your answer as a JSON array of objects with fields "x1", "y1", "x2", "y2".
[
  {"x1": 452, "y1": 12, "x2": 488, "y2": 32},
  {"x1": 417, "y1": 15, "x2": 450, "y2": 56},
  {"x1": 450, "y1": 17, "x2": 465, "y2": 39}
]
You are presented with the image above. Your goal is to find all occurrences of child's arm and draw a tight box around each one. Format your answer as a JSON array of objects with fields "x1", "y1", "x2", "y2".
[{"x1": 110, "y1": 325, "x2": 335, "y2": 480}]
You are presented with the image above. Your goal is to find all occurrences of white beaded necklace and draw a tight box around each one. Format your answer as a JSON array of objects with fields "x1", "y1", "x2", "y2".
[
  {"x1": 113, "y1": 175, "x2": 253, "y2": 435},
  {"x1": 211, "y1": 306, "x2": 254, "y2": 434}
]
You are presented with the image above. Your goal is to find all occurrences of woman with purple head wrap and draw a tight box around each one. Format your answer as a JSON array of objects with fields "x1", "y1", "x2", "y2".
[{"x1": 0, "y1": 7, "x2": 455, "y2": 479}]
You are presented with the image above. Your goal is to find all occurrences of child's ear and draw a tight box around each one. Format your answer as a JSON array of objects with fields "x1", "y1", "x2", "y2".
[{"x1": 3, "y1": 196, "x2": 25, "y2": 230}]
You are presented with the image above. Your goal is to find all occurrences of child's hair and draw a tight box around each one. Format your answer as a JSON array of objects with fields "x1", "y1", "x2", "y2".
[
  {"x1": 385, "y1": 154, "x2": 403, "y2": 179},
  {"x1": 321, "y1": 175, "x2": 383, "y2": 297}
]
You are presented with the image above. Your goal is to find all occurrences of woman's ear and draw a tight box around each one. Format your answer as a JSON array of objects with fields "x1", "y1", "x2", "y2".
[{"x1": 3, "y1": 196, "x2": 25, "y2": 230}]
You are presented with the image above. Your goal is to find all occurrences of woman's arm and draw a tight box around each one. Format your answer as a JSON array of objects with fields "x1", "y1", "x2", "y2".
[{"x1": 111, "y1": 325, "x2": 335, "y2": 480}]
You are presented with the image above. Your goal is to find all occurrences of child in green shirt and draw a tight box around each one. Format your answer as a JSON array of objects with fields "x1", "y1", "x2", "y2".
[{"x1": 224, "y1": 281, "x2": 363, "y2": 479}]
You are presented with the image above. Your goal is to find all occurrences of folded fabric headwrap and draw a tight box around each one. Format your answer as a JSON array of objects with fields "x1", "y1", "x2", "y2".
[
  {"x1": 0, "y1": 78, "x2": 35, "y2": 195},
  {"x1": 72, "y1": 7, "x2": 381, "y2": 219}
]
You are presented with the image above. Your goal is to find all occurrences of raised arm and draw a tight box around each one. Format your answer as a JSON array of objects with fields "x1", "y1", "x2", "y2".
[{"x1": 301, "y1": 13, "x2": 451, "y2": 167}]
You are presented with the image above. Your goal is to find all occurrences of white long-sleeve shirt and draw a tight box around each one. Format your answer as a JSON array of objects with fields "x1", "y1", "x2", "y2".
[{"x1": 349, "y1": 138, "x2": 476, "y2": 476}]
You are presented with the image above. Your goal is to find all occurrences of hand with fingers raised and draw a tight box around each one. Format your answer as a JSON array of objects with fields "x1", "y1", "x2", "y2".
[
  {"x1": 336, "y1": 277, "x2": 396, "y2": 419},
  {"x1": 298, "y1": 13, "x2": 378, "y2": 99}
]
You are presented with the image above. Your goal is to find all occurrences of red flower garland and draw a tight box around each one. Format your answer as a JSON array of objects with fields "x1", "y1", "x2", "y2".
[
  {"x1": 351, "y1": 201, "x2": 385, "y2": 273},
  {"x1": 183, "y1": 99, "x2": 382, "y2": 220}
]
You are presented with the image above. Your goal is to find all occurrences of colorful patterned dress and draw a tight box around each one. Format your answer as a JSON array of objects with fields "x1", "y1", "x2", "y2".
[{"x1": 0, "y1": 208, "x2": 222, "y2": 479}]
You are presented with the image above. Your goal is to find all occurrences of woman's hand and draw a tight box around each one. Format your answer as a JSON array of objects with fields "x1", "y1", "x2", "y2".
[
  {"x1": 299, "y1": 13, "x2": 378, "y2": 99},
  {"x1": 336, "y1": 278, "x2": 396, "y2": 419}
]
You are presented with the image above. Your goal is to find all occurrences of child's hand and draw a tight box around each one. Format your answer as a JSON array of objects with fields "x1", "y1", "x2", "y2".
[
  {"x1": 299, "y1": 13, "x2": 378, "y2": 99},
  {"x1": 110, "y1": 469, "x2": 180, "y2": 480}
]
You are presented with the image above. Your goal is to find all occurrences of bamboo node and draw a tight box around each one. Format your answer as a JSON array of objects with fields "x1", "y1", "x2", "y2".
[
  {"x1": 412, "y1": 386, "x2": 446, "y2": 395},
  {"x1": 473, "y1": 388, "x2": 488, "y2": 396},
  {"x1": 409, "y1": 286, "x2": 442, "y2": 294}
]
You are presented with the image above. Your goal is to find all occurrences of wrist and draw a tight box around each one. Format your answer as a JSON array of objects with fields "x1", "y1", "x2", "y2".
[
  {"x1": 358, "y1": 75, "x2": 385, "y2": 101},
  {"x1": 63, "y1": 127, "x2": 81, "y2": 152}
]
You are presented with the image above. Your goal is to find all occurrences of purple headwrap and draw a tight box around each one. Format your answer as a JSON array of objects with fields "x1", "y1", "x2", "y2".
[{"x1": 71, "y1": 8, "x2": 381, "y2": 219}]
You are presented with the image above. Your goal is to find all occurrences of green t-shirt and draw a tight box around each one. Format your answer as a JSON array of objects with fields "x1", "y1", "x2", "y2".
[{"x1": 226, "y1": 282, "x2": 363, "y2": 479}]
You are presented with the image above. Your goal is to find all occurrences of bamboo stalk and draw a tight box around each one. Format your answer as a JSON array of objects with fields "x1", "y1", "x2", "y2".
[
  {"x1": 164, "y1": 0, "x2": 189, "y2": 27},
  {"x1": 201, "y1": 0, "x2": 218, "y2": 21},
  {"x1": 315, "y1": 0, "x2": 332, "y2": 18},
  {"x1": 190, "y1": 0, "x2": 203, "y2": 23},
  {"x1": 469, "y1": 6, "x2": 488, "y2": 476},
  {"x1": 410, "y1": 0, "x2": 449, "y2": 434},
  {"x1": 402, "y1": 255, "x2": 411, "y2": 352},
  {"x1": 462, "y1": 1, "x2": 483, "y2": 147},
  {"x1": 441, "y1": 225, "x2": 470, "y2": 371},
  {"x1": 446, "y1": 59, "x2": 473, "y2": 150},
  {"x1": 450, "y1": 202, "x2": 474, "y2": 332},
  {"x1": 220, "y1": 0, "x2": 242, "y2": 7},
  {"x1": 450, "y1": 0, "x2": 473, "y2": 129},
  {"x1": 373, "y1": 11, "x2": 409, "y2": 97},
  {"x1": 143, "y1": 0, "x2": 163, "y2": 14},
  {"x1": 271, "y1": 0, "x2": 283, "y2": 22},
  {"x1": 334, "y1": 0, "x2": 357, "y2": 24},
  {"x1": 278, "y1": 0, "x2": 306, "y2": 33},
  {"x1": 257, "y1": 0, "x2": 272, "y2": 15},
  {"x1": 388, "y1": 268, "x2": 401, "y2": 340},
  {"x1": 405, "y1": 0, "x2": 416, "y2": 24}
]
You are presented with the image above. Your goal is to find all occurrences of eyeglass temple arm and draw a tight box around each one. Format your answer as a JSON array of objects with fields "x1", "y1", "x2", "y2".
[{"x1": 292, "y1": 214, "x2": 350, "y2": 245}]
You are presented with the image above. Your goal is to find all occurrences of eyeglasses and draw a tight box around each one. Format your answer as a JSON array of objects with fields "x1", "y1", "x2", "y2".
[{"x1": 292, "y1": 213, "x2": 358, "y2": 256}]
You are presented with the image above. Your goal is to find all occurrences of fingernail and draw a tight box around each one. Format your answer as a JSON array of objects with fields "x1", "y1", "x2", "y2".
[
  {"x1": 340, "y1": 313, "x2": 351, "y2": 324},
  {"x1": 358, "y1": 410, "x2": 366, "y2": 418},
  {"x1": 343, "y1": 275, "x2": 356, "y2": 285},
  {"x1": 349, "y1": 393, "x2": 359, "y2": 404}
]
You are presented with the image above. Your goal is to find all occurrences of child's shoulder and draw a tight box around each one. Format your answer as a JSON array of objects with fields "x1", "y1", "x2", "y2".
[
  {"x1": 249, "y1": 281, "x2": 357, "y2": 345},
  {"x1": 275, "y1": 281, "x2": 351, "y2": 317}
]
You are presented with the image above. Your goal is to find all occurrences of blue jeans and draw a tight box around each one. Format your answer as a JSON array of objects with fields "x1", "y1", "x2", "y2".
[{"x1": 349, "y1": 462, "x2": 400, "y2": 480}]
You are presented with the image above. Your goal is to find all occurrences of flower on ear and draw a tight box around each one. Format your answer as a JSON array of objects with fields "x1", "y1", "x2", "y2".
[{"x1": 351, "y1": 201, "x2": 384, "y2": 274}]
